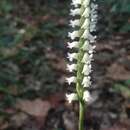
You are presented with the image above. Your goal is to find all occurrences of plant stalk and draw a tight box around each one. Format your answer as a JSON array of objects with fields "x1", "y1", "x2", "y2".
[{"x1": 79, "y1": 101, "x2": 85, "y2": 130}]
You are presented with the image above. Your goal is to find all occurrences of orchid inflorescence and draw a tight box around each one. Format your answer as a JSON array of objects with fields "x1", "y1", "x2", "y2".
[{"x1": 66, "y1": 0, "x2": 98, "y2": 104}]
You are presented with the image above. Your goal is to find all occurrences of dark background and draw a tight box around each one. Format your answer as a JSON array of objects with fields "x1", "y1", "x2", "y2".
[{"x1": 0, "y1": 0, "x2": 130, "y2": 130}]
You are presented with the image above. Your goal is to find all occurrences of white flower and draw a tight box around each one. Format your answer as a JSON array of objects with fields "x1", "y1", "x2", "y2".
[
  {"x1": 83, "y1": 0, "x2": 90, "y2": 7},
  {"x1": 66, "y1": 93, "x2": 78, "y2": 103},
  {"x1": 83, "y1": 91, "x2": 92, "y2": 102},
  {"x1": 81, "y1": 41, "x2": 89, "y2": 50},
  {"x1": 81, "y1": 29, "x2": 89, "y2": 39},
  {"x1": 71, "y1": 0, "x2": 81, "y2": 7},
  {"x1": 82, "y1": 32, "x2": 97, "y2": 42},
  {"x1": 81, "y1": 19, "x2": 89, "y2": 29},
  {"x1": 82, "y1": 53, "x2": 89, "y2": 63},
  {"x1": 90, "y1": 23, "x2": 97, "y2": 32},
  {"x1": 70, "y1": 8, "x2": 81, "y2": 16},
  {"x1": 67, "y1": 64, "x2": 77, "y2": 72},
  {"x1": 66, "y1": 76, "x2": 76, "y2": 85},
  {"x1": 81, "y1": 41, "x2": 96, "y2": 53},
  {"x1": 82, "y1": 64, "x2": 92, "y2": 75},
  {"x1": 70, "y1": 20, "x2": 80, "y2": 28},
  {"x1": 19, "y1": 29, "x2": 26, "y2": 34},
  {"x1": 88, "y1": 34, "x2": 97, "y2": 43},
  {"x1": 82, "y1": 76, "x2": 91, "y2": 88},
  {"x1": 88, "y1": 45, "x2": 96, "y2": 54},
  {"x1": 67, "y1": 41, "x2": 79, "y2": 49},
  {"x1": 68, "y1": 31, "x2": 79, "y2": 40},
  {"x1": 82, "y1": 7, "x2": 90, "y2": 18},
  {"x1": 91, "y1": 3, "x2": 98, "y2": 11},
  {"x1": 82, "y1": 53, "x2": 93, "y2": 64},
  {"x1": 67, "y1": 53, "x2": 78, "y2": 61}
]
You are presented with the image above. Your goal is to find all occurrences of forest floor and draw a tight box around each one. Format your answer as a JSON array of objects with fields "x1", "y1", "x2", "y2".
[
  {"x1": 1, "y1": 33, "x2": 130, "y2": 130},
  {"x1": 0, "y1": 1, "x2": 130, "y2": 130}
]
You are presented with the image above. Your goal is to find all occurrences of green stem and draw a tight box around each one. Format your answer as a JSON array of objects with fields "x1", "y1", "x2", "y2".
[{"x1": 79, "y1": 101, "x2": 85, "y2": 130}]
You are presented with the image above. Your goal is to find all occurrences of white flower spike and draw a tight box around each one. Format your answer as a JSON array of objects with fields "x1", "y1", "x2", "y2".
[
  {"x1": 66, "y1": 0, "x2": 98, "y2": 129},
  {"x1": 65, "y1": 1, "x2": 98, "y2": 130},
  {"x1": 66, "y1": 0, "x2": 97, "y2": 95}
]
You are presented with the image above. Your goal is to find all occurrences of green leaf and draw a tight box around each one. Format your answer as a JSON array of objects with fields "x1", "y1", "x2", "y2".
[
  {"x1": 120, "y1": 1, "x2": 130, "y2": 13},
  {"x1": 120, "y1": 22, "x2": 130, "y2": 32},
  {"x1": 125, "y1": 80, "x2": 130, "y2": 86},
  {"x1": 0, "y1": 35, "x2": 14, "y2": 47},
  {"x1": 0, "y1": 0, "x2": 13, "y2": 13},
  {"x1": 0, "y1": 84, "x2": 10, "y2": 94},
  {"x1": 113, "y1": 83, "x2": 130, "y2": 98}
]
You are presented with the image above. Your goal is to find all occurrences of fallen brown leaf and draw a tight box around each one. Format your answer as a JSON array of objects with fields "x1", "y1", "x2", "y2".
[
  {"x1": 106, "y1": 63, "x2": 130, "y2": 81},
  {"x1": 11, "y1": 112, "x2": 28, "y2": 127},
  {"x1": 15, "y1": 99, "x2": 51, "y2": 117},
  {"x1": 96, "y1": 44, "x2": 114, "y2": 52},
  {"x1": 0, "y1": 122, "x2": 9, "y2": 130},
  {"x1": 48, "y1": 92, "x2": 65, "y2": 108},
  {"x1": 102, "y1": 119, "x2": 130, "y2": 130}
]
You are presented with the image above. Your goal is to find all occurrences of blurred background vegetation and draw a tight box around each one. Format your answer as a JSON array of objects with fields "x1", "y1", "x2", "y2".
[{"x1": 0, "y1": 0, "x2": 130, "y2": 130}]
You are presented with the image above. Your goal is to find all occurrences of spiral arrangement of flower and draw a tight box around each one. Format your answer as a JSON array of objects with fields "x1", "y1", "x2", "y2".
[{"x1": 66, "y1": 0, "x2": 98, "y2": 130}]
